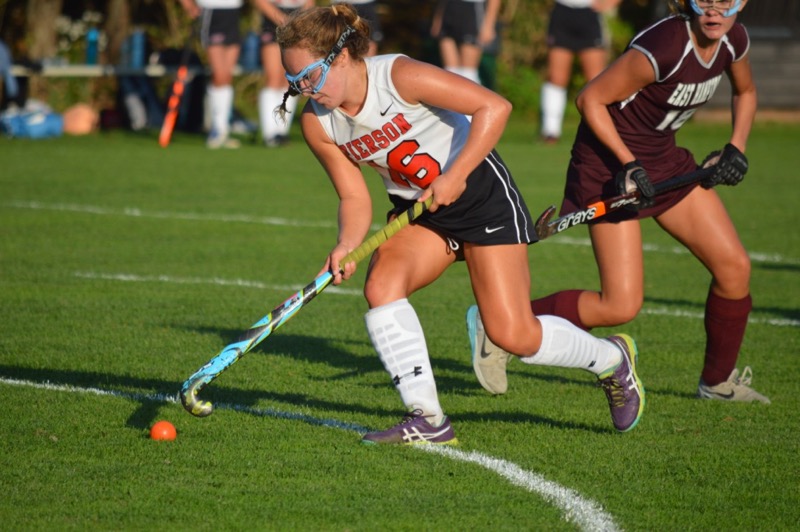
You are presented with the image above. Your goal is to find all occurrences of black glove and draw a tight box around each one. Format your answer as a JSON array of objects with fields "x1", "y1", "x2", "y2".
[
  {"x1": 701, "y1": 143, "x2": 748, "y2": 189},
  {"x1": 615, "y1": 160, "x2": 655, "y2": 210}
]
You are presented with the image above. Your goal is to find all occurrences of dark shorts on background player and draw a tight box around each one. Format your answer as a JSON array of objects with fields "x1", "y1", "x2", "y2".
[
  {"x1": 547, "y1": 3, "x2": 606, "y2": 51},
  {"x1": 200, "y1": 8, "x2": 241, "y2": 47}
]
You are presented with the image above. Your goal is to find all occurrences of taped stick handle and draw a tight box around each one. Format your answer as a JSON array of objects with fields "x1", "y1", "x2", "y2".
[
  {"x1": 652, "y1": 166, "x2": 711, "y2": 195},
  {"x1": 180, "y1": 197, "x2": 432, "y2": 417}
]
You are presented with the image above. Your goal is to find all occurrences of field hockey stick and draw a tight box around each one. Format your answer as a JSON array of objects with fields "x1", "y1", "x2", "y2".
[
  {"x1": 158, "y1": 22, "x2": 196, "y2": 148},
  {"x1": 180, "y1": 197, "x2": 433, "y2": 417},
  {"x1": 534, "y1": 166, "x2": 714, "y2": 240}
]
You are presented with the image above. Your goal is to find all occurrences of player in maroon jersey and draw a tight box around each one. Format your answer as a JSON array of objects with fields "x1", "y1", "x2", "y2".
[{"x1": 469, "y1": 0, "x2": 770, "y2": 403}]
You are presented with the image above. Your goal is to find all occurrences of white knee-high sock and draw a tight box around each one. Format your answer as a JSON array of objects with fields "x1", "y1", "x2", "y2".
[
  {"x1": 541, "y1": 82, "x2": 567, "y2": 138},
  {"x1": 520, "y1": 315, "x2": 621, "y2": 375},
  {"x1": 279, "y1": 93, "x2": 298, "y2": 137},
  {"x1": 208, "y1": 84, "x2": 233, "y2": 137},
  {"x1": 365, "y1": 298, "x2": 444, "y2": 425},
  {"x1": 259, "y1": 88, "x2": 284, "y2": 141},
  {"x1": 461, "y1": 67, "x2": 480, "y2": 84}
]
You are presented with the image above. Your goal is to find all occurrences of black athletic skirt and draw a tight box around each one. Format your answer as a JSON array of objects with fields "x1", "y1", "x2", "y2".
[{"x1": 387, "y1": 150, "x2": 536, "y2": 251}]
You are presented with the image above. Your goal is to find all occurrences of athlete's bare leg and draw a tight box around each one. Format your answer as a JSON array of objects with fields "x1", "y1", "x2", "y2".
[
  {"x1": 458, "y1": 42, "x2": 483, "y2": 70},
  {"x1": 261, "y1": 41, "x2": 288, "y2": 90},
  {"x1": 576, "y1": 47, "x2": 608, "y2": 83},
  {"x1": 364, "y1": 224, "x2": 457, "y2": 308},
  {"x1": 654, "y1": 186, "x2": 750, "y2": 299},
  {"x1": 206, "y1": 44, "x2": 239, "y2": 86},
  {"x1": 438, "y1": 37, "x2": 460, "y2": 71},
  {"x1": 579, "y1": 219, "x2": 646, "y2": 327},
  {"x1": 464, "y1": 243, "x2": 542, "y2": 356},
  {"x1": 546, "y1": 47, "x2": 576, "y2": 88}
]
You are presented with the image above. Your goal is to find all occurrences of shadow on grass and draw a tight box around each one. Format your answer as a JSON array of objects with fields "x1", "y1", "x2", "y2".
[{"x1": 0, "y1": 358, "x2": 614, "y2": 436}]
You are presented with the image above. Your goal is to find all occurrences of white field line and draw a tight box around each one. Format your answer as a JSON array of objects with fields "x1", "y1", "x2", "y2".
[
  {"x1": 551, "y1": 235, "x2": 800, "y2": 266},
  {"x1": 3, "y1": 200, "x2": 339, "y2": 229},
  {"x1": 5, "y1": 200, "x2": 799, "y2": 265},
  {"x1": 73, "y1": 271, "x2": 799, "y2": 328},
  {"x1": 0, "y1": 376, "x2": 620, "y2": 532},
  {"x1": 421, "y1": 445, "x2": 619, "y2": 532},
  {"x1": 73, "y1": 271, "x2": 363, "y2": 296}
]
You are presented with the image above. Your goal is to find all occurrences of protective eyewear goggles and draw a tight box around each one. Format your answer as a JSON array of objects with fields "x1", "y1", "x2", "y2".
[
  {"x1": 689, "y1": 0, "x2": 742, "y2": 17},
  {"x1": 285, "y1": 25, "x2": 356, "y2": 95}
]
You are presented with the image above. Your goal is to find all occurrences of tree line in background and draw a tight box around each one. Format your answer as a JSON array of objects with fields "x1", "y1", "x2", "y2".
[{"x1": 0, "y1": 0, "x2": 659, "y2": 116}]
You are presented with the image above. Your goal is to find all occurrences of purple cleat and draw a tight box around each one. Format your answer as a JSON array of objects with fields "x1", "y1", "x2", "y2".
[
  {"x1": 598, "y1": 334, "x2": 645, "y2": 432},
  {"x1": 362, "y1": 409, "x2": 459, "y2": 446}
]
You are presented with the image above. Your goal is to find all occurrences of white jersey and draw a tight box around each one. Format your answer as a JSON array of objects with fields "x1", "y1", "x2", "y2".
[
  {"x1": 197, "y1": 0, "x2": 242, "y2": 8},
  {"x1": 556, "y1": 0, "x2": 593, "y2": 8},
  {"x1": 269, "y1": 0, "x2": 308, "y2": 7},
  {"x1": 310, "y1": 54, "x2": 470, "y2": 200}
]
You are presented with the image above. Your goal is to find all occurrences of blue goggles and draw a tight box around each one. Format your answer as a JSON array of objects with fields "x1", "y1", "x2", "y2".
[
  {"x1": 689, "y1": 0, "x2": 742, "y2": 17},
  {"x1": 285, "y1": 26, "x2": 356, "y2": 95}
]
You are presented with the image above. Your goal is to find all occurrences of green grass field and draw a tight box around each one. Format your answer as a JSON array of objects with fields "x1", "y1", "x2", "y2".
[{"x1": 1, "y1": 117, "x2": 798, "y2": 530}]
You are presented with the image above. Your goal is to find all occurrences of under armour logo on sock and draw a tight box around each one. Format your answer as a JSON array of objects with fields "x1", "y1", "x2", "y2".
[{"x1": 392, "y1": 366, "x2": 423, "y2": 385}]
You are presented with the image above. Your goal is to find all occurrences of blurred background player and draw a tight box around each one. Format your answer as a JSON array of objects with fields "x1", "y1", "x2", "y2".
[
  {"x1": 179, "y1": 0, "x2": 243, "y2": 149},
  {"x1": 540, "y1": 0, "x2": 620, "y2": 143},
  {"x1": 331, "y1": 0, "x2": 383, "y2": 56},
  {"x1": 430, "y1": 0, "x2": 500, "y2": 85},
  {"x1": 254, "y1": 0, "x2": 314, "y2": 147}
]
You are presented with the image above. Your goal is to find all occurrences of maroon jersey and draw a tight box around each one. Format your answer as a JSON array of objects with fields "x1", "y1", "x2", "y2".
[{"x1": 563, "y1": 15, "x2": 750, "y2": 221}]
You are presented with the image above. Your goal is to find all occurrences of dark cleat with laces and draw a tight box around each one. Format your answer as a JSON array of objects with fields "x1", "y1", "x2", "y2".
[
  {"x1": 361, "y1": 409, "x2": 458, "y2": 446},
  {"x1": 598, "y1": 334, "x2": 645, "y2": 432}
]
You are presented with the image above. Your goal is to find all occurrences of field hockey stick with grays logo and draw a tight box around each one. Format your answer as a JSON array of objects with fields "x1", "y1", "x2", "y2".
[
  {"x1": 180, "y1": 197, "x2": 433, "y2": 417},
  {"x1": 534, "y1": 166, "x2": 714, "y2": 240}
]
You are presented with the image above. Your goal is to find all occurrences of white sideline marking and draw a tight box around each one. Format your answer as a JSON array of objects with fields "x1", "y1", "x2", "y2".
[
  {"x1": 73, "y1": 271, "x2": 799, "y2": 328},
  {"x1": 73, "y1": 271, "x2": 363, "y2": 296},
  {"x1": 640, "y1": 306, "x2": 800, "y2": 328},
  {"x1": 3, "y1": 200, "x2": 338, "y2": 229},
  {"x1": 0, "y1": 376, "x2": 620, "y2": 532},
  {"x1": 549, "y1": 235, "x2": 800, "y2": 266},
  {"x1": 5, "y1": 200, "x2": 799, "y2": 265},
  {"x1": 421, "y1": 445, "x2": 620, "y2": 532}
]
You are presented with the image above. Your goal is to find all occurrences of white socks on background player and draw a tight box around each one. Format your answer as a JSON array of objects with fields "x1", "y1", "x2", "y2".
[
  {"x1": 207, "y1": 84, "x2": 233, "y2": 138},
  {"x1": 259, "y1": 88, "x2": 297, "y2": 141},
  {"x1": 365, "y1": 299, "x2": 445, "y2": 426},
  {"x1": 445, "y1": 66, "x2": 481, "y2": 85},
  {"x1": 540, "y1": 82, "x2": 567, "y2": 139},
  {"x1": 521, "y1": 315, "x2": 621, "y2": 375}
]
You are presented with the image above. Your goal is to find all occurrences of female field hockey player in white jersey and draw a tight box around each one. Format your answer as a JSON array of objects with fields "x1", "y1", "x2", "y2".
[
  {"x1": 179, "y1": 0, "x2": 243, "y2": 149},
  {"x1": 480, "y1": 0, "x2": 769, "y2": 403},
  {"x1": 276, "y1": 4, "x2": 645, "y2": 445}
]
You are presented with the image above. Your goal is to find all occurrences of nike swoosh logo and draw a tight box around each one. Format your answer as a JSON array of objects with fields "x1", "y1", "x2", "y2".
[
  {"x1": 480, "y1": 345, "x2": 494, "y2": 359},
  {"x1": 485, "y1": 226, "x2": 505, "y2": 234},
  {"x1": 380, "y1": 103, "x2": 394, "y2": 116},
  {"x1": 706, "y1": 390, "x2": 736, "y2": 400}
]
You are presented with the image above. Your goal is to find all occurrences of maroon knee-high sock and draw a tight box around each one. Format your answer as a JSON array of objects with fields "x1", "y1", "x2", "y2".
[
  {"x1": 702, "y1": 290, "x2": 752, "y2": 386},
  {"x1": 531, "y1": 290, "x2": 589, "y2": 331}
]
